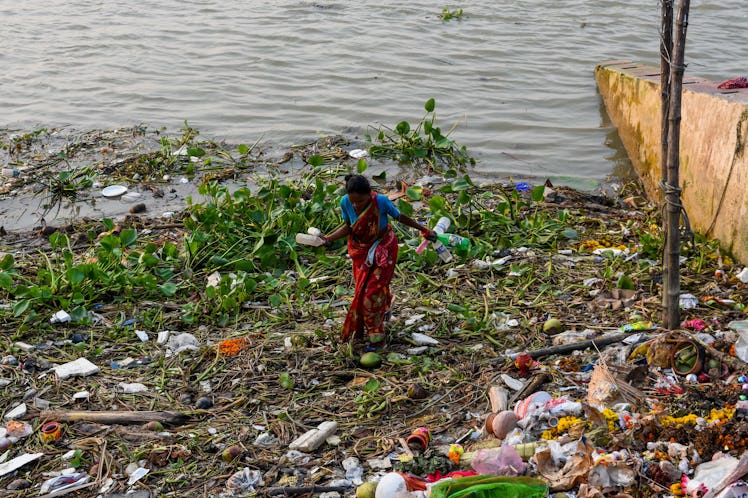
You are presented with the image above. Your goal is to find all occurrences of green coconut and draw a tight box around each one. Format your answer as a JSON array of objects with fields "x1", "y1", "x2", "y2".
[
  {"x1": 359, "y1": 352, "x2": 383, "y2": 369},
  {"x1": 542, "y1": 318, "x2": 564, "y2": 334}
]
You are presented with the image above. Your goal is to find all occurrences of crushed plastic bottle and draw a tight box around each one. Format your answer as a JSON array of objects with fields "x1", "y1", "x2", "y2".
[{"x1": 226, "y1": 468, "x2": 263, "y2": 495}]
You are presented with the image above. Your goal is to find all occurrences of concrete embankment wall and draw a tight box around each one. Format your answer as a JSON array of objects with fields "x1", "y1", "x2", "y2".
[{"x1": 595, "y1": 61, "x2": 748, "y2": 265}]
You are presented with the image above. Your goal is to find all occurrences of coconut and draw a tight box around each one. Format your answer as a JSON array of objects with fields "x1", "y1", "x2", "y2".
[
  {"x1": 542, "y1": 318, "x2": 564, "y2": 334},
  {"x1": 491, "y1": 410, "x2": 519, "y2": 439},
  {"x1": 357, "y1": 481, "x2": 378, "y2": 498},
  {"x1": 359, "y1": 352, "x2": 383, "y2": 369}
]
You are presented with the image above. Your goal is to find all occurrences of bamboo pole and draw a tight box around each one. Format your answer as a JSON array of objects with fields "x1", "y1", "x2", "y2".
[
  {"x1": 660, "y1": 0, "x2": 673, "y2": 284},
  {"x1": 663, "y1": 0, "x2": 691, "y2": 328},
  {"x1": 660, "y1": 0, "x2": 673, "y2": 182}
]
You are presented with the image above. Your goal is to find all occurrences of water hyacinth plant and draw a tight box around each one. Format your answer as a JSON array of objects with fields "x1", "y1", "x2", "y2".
[{"x1": 366, "y1": 98, "x2": 475, "y2": 174}]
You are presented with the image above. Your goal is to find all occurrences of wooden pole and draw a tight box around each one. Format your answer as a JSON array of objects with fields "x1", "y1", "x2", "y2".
[
  {"x1": 663, "y1": 0, "x2": 690, "y2": 328},
  {"x1": 660, "y1": 0, "x2": 673, "y2": 184},
  {"x1": 660, "y1": 0, "x2": 674, "y2": 327}
]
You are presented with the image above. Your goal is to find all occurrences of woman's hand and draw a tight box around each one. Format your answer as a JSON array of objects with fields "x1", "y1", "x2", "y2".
[
  {"x1": 421, "y1": 229, "x2": 437, "y2": 242},
  {"x1": 321, "y1": 235, "x2": 333, "y2": 247}
]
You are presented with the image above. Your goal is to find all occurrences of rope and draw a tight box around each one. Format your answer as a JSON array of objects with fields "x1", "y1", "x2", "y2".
[
  {"x1": 705, "y1": 110, "x2": 748, "y2": 236},
  {"x1": 659, "y1": 180, "x2": 694, "y2": 247}
]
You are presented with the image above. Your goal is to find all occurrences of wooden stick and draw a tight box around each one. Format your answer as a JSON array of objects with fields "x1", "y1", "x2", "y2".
[
  {"x1": 524, "y1": 332, "x2": 630, "y2": 359},
  {"x1": 36, "y1": 410, "x2": 190, "y2": 427},
  {"x1": 262, "y1": 485, "x2": 353, "y2": 496},
  {"x1": 509, "y1": 373, "x2": 550, "y2": 407}
]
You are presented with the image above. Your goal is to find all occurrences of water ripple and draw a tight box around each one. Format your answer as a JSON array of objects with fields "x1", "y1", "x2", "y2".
[{"x1": 1, "y1": 0, "x2": 746, "y2": 183}]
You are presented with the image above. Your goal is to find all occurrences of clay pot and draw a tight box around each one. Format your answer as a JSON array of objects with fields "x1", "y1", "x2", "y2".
[
  {"x1": 670, "y1": 340, "x2": 705, "y2": 376},
  {"x1": 405, "y1": 427, "x2": 431, "y2": 452}
]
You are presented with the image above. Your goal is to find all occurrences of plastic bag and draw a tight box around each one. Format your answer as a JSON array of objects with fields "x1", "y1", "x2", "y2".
[
  {"x1": 470, "y1": 446, "x2": 526, "y2": 476},
  {"x1": 430, "y1": 475, "x2": 547, "y2": 498}
]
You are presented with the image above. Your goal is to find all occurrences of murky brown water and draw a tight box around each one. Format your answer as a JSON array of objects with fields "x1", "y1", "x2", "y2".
[{"x1": 1, "y1": 0, "x2": 746, "y2": 215}]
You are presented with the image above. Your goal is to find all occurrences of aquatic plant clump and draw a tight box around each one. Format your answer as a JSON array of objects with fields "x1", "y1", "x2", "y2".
[{"x1": 366, "y1": 98, "x2": 476, "y2": 174}]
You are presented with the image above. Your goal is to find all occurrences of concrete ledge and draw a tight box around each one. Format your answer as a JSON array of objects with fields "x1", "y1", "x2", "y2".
[{"x1": 595, "y1": 61, "x2": 748, "y2": 264}]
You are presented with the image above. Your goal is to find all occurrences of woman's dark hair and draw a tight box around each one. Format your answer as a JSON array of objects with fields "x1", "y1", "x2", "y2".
[{"x1": 344, "y1": 174, "x2": 372, "y2": 194}]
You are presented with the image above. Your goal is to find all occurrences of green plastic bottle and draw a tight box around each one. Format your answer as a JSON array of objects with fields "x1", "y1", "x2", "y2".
[{"x1": 436, "y1": 233, "x2": 471, "y2": 250}]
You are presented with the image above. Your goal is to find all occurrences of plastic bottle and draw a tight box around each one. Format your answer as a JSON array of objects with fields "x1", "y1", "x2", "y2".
[
  {"x1": 436, "y1": 233, "x2": 471, "y2": 250},
  {"x1": 432, "y1": 217, "x2": 453, "y2": 263},
  {"x1": 295, "y1": 233, "x2": 325, "y2": 246},
  {"x1": 1, "y1": 168, "x2": 20, "y2": 178}
]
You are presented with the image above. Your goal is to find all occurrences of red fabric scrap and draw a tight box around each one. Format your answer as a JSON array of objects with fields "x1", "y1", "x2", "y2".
[
  {"x1": 717, "y1": 77, "x2": 748, "y2": 89},
  {"x1": 426, "y1": 470, "x2": 478, "y2": 483}
]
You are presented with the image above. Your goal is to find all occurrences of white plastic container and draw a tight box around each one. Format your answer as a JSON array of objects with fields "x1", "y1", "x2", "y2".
[{"x1": 296, "y1": 233, "x2": 325, "y2": 246}]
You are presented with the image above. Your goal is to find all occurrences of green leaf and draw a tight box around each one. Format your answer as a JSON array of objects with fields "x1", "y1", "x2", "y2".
[
  {"x1": 159, "y1": 282, "x2": 178, "y2": 297},
  {"x1": 187, "y1": 147, "x2": 205, "y2": 157},
  {"x1": 269, "y1": 294, "x2": 282, "y2": 307},
  {"x1": 306, "y1": 155, "x2": 324, "y2": 166},
  {"x1": 279, "y1": 372, "x2": 294, "y2": 389},
  {"x1": 70, "y1": 306, "x2": 88, "y2": 322},
  {"x1": 428, "y1": 195, "x2": 447, "y2": 213},
  {"x1": 397, "y1": 199, "x2": 414, "y2": 217},
  {"x1": 102, "y1": 218, "x2": 115, "y2": 231},
  {"x1": 424, "y1": 98, "x2": 436, "y2": 113},
  {"x1": 363, "y1": 378, "x2": 381, "y2": 392},
  {"x1": 451, "y1": 178, "x2": 470, "y2": 191},
  {"x1": 531, "y1": 185, "x2": 546, "y2": 202},
  {"x1": 68, "y1": 268, "x2": 85, "y2": 285},
  {"x1": 395, "y1": 121, "x2": 411, "y2": 136},
  {"x1": 357, "y1": 158, "x2": 368, "y2": 173},
  {"x1": 120, "y1": 229, "x2": 138, "y2": 248},
  {"x1": 562, "y1": 228, "x2": 579, "y2": 240},
  {"x1": 616, "y1": 275, "x2": 636, "y2": 290},
  {"x1": 238, "y1": 144, "x2": 249, "y2": 155},
  {"x1": 141, "y1": 254, "x2": 160, "y2": 267},
  {"x1": 372, "y1": 171, "x2": 387, "y2": 182},
  {"x1": 405, "y1": 186, "x2": 422, "y2": 201},
  {"x1": 0, "y1": 272, "x2": 13, "y2": 291},
  {"x1": 13, "y1": 299, "x2": 31, "y2": 316},
  {"x1": 0, "y1": 253, "x2": 14, "y2": 271}
]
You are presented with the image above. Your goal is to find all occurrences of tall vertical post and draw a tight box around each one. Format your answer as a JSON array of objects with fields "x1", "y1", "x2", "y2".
[
  {"x1": 660, "y1": 0, "x2": 673, "y2": 302},
  {"x1": 662, "y1": 0, "x2": 690, "y2": 328},
  {"x1": 660, "y1": 1, "x2": 673, "y2": 191}
]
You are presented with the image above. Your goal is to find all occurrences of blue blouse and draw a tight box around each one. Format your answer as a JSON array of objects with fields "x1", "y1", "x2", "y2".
[{"x1": 341, "y1": 193, "x2": 400, "y2": 229}]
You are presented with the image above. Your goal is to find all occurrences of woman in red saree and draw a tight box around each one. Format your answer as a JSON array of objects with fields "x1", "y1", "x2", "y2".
[{"x1": 322, "y1": 175, "x2": 435, "y2": 348}]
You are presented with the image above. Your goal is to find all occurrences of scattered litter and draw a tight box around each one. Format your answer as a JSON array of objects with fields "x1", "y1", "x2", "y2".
[
  {"x1": 738, "y1": 267, "x2": 748, "y2": 283},
  {"x1": 50, "y1": 310, "x2": 72, "y2": 324},
  {"x1": 226, "y1": 468, "x2": 263, "y2": 495},
  {"x1": 118, "y1": 382, "x2": 149, "y2": 394},
  {"x1": 102, "y1": 184, "x2": 128, "y2": 198},
  {"x1": 0, "y1": 452, "x2": 44, "y2": 478},
  {"x1": 289, "y1": 421, "x2": 338, "y2": 452},
  {"x1": 165, "y1": 332, "x2": 199, "y2": 355},
  {"x1": 411, "y1": 333, "x2": 439, "y2": 346},
  {"x1": 127, "y1": 466, "x2": 150, "y2": 486},
  {"x1": 4, "y1": 403, "x2": 27, "y2": 421},
  {"x1": 53, "y1": 358, "x2": 100, "y2": 379},
  {"x1": 680, "y1": 293, "x2": 699, "y2": 309},
  {"x1": 349, "y1": 149, "x2": 369, "y2": 159}
]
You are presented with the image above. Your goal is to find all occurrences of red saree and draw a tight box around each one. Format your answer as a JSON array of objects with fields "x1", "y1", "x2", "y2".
[{"x1": 341, "y1": 192, "x2": 399, "y2": 344}]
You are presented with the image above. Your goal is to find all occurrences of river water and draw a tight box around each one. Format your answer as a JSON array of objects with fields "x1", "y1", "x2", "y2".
[{"x1": 1, "y1": 1, "x2": 746, "y2": 188}]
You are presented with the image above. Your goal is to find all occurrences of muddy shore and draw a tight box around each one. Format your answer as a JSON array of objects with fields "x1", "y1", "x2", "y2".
[{"x1": 1, "y1": 127, "x2": 747, "y2": 498}]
